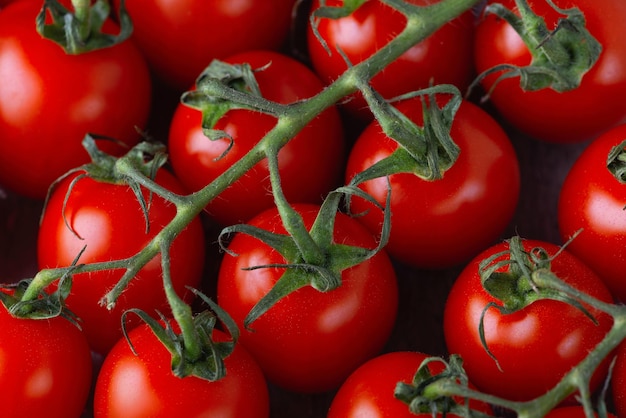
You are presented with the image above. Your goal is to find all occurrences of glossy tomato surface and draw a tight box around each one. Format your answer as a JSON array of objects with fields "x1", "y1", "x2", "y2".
[
  {"x1": 345, "y1": 96, "x2": 520, "y2": 269},
  {"x1": 443, "y1": 239, "x2": 614, "y2": 402},
  {"x1": 327, "y1": 351, "x2": 492, "y2": 418},
  {"x1": 0, "y1": 298, "x2": 93, "y2": 418},
  {"x1": 307, "y1": 0, "x2": 475, "y2": 122},
  {"x1": 474, "y1": 0, "x2": 626, "y2": 142},
  {"x1": 168, "y1": 50, "x2": 345, "y2": 226},
  {"x1": 216, "y1": 203, "x2": 398, "y2": 393},
  {"x1": 545, "y1": 406, "x2": 617, "y2": 418},
  {"x1": 37, "y1": 170, "x2": 206, "y2": 354},
  {"x1": 558, "y1": 123, "x2": 626, "y2": 302},
  {"x1": 116, "y1": 0, "x2": 296, "y2": 91},
  {"x1": 94, "y1": 324, "x2": 270, "y2": 418},
  {"x1": 612, "y1": 341, "x2": 626, "y2": 418},
  {"x1": 0, "y1": 0, "x2": 152, "y2": 199}
]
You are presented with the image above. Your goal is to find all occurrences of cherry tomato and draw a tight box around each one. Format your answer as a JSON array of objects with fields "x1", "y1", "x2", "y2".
[
  {"x1": 473, "y1": 0, "x2": 626, "y2": 143},
  {"x1": 0, "y1": 297, "x2": 93, "y2": 418},
  {"x1": 115, "y1": 0, "x2": 297, "y2": 91},
  {"x1": 0, "y1": 0, "x2": 152, "y2": 199},
  {"x1": 94, "y1": 322, "x2": 270, "y2": 418},
  {"x1": 37, "y1": 169, "x2": 206, "y2": 354},
  {"x1": 328, "y1": 351, "x2": 492, "y2": 418},
  {"x1": 216, "y1": 203, "x2": 398, "y2": 393},
  {"x1": 443, "y1": 238, "x2": 614, "y2": 402},
  {"x1": 307, "y1": 0, "x2": 475, "y2": 122},
  {"x1": 168, "y1": 50, "x2": 346, "y2": 226},
  {"x1": 558, "y1": 123, "x2": 626, "y2": 302},
  {"x1": 345, "y1": 96, "x2": 520, "y2": 269}
]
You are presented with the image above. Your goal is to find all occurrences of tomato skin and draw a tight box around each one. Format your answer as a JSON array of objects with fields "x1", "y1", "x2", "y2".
[
  {"x1": 328, "y1": 351, "x2": 492, "y2": 418},
  {"x1": 345, "y1": 97, "x2": 520, "y2": 269},
  {"x1": 558, "y1": 124, "x2": 626, "y2": 303},
  {"x1": 307, "y1": 0, "x2": 475, "y2": 122},
  {"x1": 216, "y1": 203, "x2": 399, "y2": 393},
  {"x1": 0, "y1": 300, "x2": 93, "y2": 418},
  {"x1": 168, "y1": 50, "x2": 346, "y2": 227},
  {"x1": 115, "y1": 0, "x2": 296, "y2": 91},
  {"x1": 94, "y1": 324, "x2": 270, "y2": 418},
  {"x1": 0, "y1": 0, "x2": 152, "y2": 199},
  {"x1": 37, "y1": 170, "x2": 206, "y2": 355},
  {"x1": 443, "y1": 239, "x2": 614, "y2": 402},
  {"x1": 545, "y1": 406, "x2": 617, "y2": 418},
  {"x1": 474, "y1": 0, "x2": 626, "y2": 143},
  {"x1": 612, "y1": 341, "x2": 626, "y2": 418}
]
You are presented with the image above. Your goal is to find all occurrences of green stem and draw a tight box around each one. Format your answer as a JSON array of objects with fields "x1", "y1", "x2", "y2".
[
  {"x1": 265, "y1": 143, "x2": 325, "y2": 265},
  {"x1": 160, "y1": 243, "x2": 203, "y2": 362}
]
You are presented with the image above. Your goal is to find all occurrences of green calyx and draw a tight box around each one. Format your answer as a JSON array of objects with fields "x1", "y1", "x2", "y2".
[
  {"x1": 45, "y1": 134, "x2": 168, "y2": 238},
  {"x1": 36, "y1": 0, "x2": 133, "y2": 54},
  {"x1": 181, "y1": 59, "x2": 267, "y2": 145},
  {"x1": 219, "y1": 185, "x2": 391, "y2": 330},
  {"x1": 607, "y1": 138, "x2": 626, "y2": 184},
  {"x1": 395, "y1": 355, "x2": 491, "y2": 417},
  {"x1": 471, "y1": 0, "x2": 602, "y2": 97},
  {"x1": 0, "y1": 274, "x2": 80, "y2": 326},
  {"x1": 477, "y1": 235, "x2": 597, "y2": 368},
  {"x1": 349, "y1": 84, "x2": 461, "y2": 187},
  {"x1": 123, "y1": 290, "x2": 240, "y2": 381}
]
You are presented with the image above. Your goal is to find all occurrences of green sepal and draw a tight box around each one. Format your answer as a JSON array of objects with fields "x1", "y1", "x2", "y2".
[
  {"x1": 181, "y1": 59, "x2": 265, "y2": 143},
  {"x1": 36, "y1": 0, "x2": 133, "y2": 54},
  {"x1": 43, "y1": 134, "x2": 168, "y2": 239},
  {"x1": 471, "y1": 0, "x2": 602, "y2": 96},
  {"x1": 0, "y1": 248, "x2": 84, "y2": 327},
  {"x1": 349, "y1": 84, "x2": 461, "y2": 187},
  {"x1": 122, "y1": 290, "x2": 239, "y2": 382},
  {"x1": 395, "y1": 354, "x2": 492, "y2": 417},
  {"x1": 308, "y1": 0, "x2": 367, "y2": 56},
  {"x1": 477, "y1": 235, "x2": 599, "y2": 368},
  {"x1": 607, "y1": 138, "x2": 626, "y2": 184},
  {"x1": 220, "y1": 184, "x2": 391, "y2": 329}
]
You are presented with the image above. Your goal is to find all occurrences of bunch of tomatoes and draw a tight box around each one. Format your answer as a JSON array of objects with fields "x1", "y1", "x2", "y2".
[{"x1": 2, "y1": 0, "x2": 626, "y2": 417}]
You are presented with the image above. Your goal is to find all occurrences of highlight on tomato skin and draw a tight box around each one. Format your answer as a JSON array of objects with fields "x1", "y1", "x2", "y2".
[
  {"x1": 216, "y1": 203, "x2": 399, "y2": 394},
  {"x1": 558, "y1": 123, "x2": 626, "y2": 303},
  {"x1": 473, "y1": 0, "x2": 626, "y2": 143},
  {"x1": 443, "y1": 238, "x2": 615, "y2": 403},
  {"x1": 345, "y1": 96, "x2": 521, "y2": 270},
  {"x1": 0, "y1": 0, "x2": 152, "y2": 199},
  {"x1": 93, "y1": 323, "x2": 270, "y2": 418},
  {"x1": 307, "y1": 0, "x2": 476, "y2": 122},
  {"x1": 168, "y1": 49, "x2": 347, "y2": 227},
  {"x1": 0, "y1": 297, "x2": 93, "y2": 418},
  {"x1": 37, "y1": 169, "x2": 206, "y2": 355}
]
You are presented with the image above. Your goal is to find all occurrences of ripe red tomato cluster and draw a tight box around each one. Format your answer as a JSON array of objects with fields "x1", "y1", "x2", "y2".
[{"x1": 1, "y1": 0, "x2": 626, "y2": 417}]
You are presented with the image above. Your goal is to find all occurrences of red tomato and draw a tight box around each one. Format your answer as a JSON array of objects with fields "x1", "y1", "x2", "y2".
[
  {"x1": 473, "y1": 0, "x2": 626, "y2": 143},
  {"x1": 328, "y1": 351, "x2": 492, "y2": 417},
  {"x1": 0, "y1": 298, "x2": 93, "y2": 418},
  {"x1": 345, "y1": 96, "x2": 520, "y2": 269},
  {"x1": 558, "y1": 124, "x2": 626, "y2": 302},
  {"x1": 94, "y1": 322, "x2": 270, "y2": 418},
  {"x1": 443, "y1": 238, "x2": 614, "y2": 402},
  {"x1": 307, "y1": 0, "x2": 475, "y2": 122},
  {"x1": 216, "y1": 203, "x2": 398, "y2": 393},
  {"x1": 0, "y1": 0, "x2": 151, "y2": 199},
  {"x1": 545, "y1": 406, "x2": 617, "y2": 418},
  {"x1": 115, "y1": 0, "x2": 297, "y2": 91},
  {"x1": 168, "y1": 50, "x2": 346, "y2": 226},
  {"x1": 612, "y1": 341, "x2": 626, "y2": 418},
  {"x1": 37, "y1": 170, "x2": 206, "y2": 354}
]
